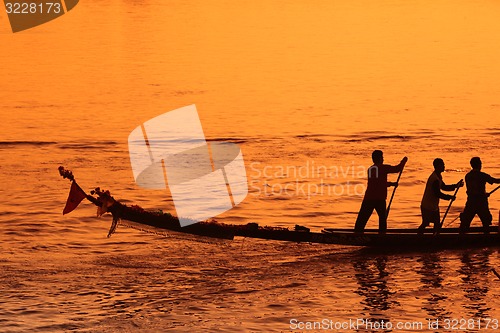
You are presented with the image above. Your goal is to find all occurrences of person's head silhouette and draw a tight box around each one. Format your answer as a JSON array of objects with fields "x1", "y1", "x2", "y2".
[
  {"x1": 470, "y1": 157, "x2": 482, "y2": 170},
  {"x1": 372, "y1": 150, "x2": 383, "y2": 164},
  {"x1": 433, "y1": 158, "x2": 445, "y2": 173}
]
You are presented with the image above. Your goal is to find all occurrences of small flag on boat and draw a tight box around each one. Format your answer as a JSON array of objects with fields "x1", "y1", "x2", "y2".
[{"x1": 63, "y1": 182, "x2": 87, "y2": 215}]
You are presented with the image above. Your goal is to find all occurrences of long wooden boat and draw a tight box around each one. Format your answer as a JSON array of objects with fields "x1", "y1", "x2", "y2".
[{"x1": 59, "y1": 167, "x2": 500, "y2": 249}]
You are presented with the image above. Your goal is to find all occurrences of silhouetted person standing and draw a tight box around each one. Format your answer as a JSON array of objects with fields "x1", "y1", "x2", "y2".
[
  {"x1": 459, "y1": 157, "x2": 500, "y2": 233},
  {"x1": 418, "y1": 158, "x2": 463, "y2": 233},
  {"x1": 354, "y1": 150, "x2": 407, "y2": 233}
]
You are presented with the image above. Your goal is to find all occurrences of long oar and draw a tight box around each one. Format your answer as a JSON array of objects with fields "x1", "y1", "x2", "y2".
[
  {"x1": 443, "y1": 214, "x2": 460, "y2": 228},
  {"x1": 489, "y1": 184, "x2": 500, "y2": 196},
  {"x1": 386, "y1": 166, "x2": 405, "y2": 218},
  {"x1": 436, "y1": 183, "x2": 462, "y2": 234}
]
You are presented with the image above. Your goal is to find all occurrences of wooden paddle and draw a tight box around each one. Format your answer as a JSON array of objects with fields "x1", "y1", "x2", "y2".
[
  {"x1": 435, "y1": 181, "x2": 463, "y2": 234},
  {"x1": 488, "y1": 184, "x2": 500, "y2": 196},
  {"x1": 386, "y1": 165, "x2": 405, "y2": 218}
]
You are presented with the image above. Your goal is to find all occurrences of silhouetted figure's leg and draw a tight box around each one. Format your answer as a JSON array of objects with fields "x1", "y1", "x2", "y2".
[
  {"x1": 418, "y1": 207, "x2": 433, "y2": 233},
  {"x1": 432, "y1": 219, "x2": 442, "y2": 233},
  {"x1": 417, "y1": 222, "x2": 429, "y2": 233},
  {"x1": 476, "y1": 200, "x2": 493, "y2": 233},
  {"x1": 374, "y1": 200, "x2": 387, "y2": 233},
  {"x1": 355, "y1": 200, "x2": 374, "y2": 233},
  {"x1": 459, "y1": 200, "x2": 476, "y2": 233}
]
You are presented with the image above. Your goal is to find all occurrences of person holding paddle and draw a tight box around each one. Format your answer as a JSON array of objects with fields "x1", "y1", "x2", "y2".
[
  {"x1": 459, "y1": 157, "x2": 500, "y2": 233},
  {"x1": 354, "y1": 150, "x2": 408, "y2": 234},
  {"x1": 418, "y1": 158, "x2": 464, "y2": 234}
]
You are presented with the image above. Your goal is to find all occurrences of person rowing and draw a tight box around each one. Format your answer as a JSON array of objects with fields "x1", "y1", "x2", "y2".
[
  {"x1": 354, "y1": 150, "x2": 408, "y2": 234},
  {"x1": 459, "y1": 157, "x2": 500, "y2": 233},
  {"x1": 418, "y1": 158, "x2": 463, "y2": 234}
]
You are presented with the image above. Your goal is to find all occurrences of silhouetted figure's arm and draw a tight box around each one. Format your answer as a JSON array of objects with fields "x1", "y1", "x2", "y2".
[
  {"x1": 432, "y1": 180, "x2": 454, "y2": 201},
  {"x1": 441, "y1": 182, "x2": 455, "y2": 192},
  {"x1": 489, "y1": 176, "x2": 500, "y2": 184},
  {"x1": 385, "y1": 156, "x2": 408, "y2": 174}
]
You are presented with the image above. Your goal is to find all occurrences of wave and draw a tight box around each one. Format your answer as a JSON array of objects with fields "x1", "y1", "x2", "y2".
[
  {"x1": 0, "y1": 141, "x2": 57, "y2": 146},
  {"x1": 57, "y1": 141, "x2": 118, "y2": 149},
  {"x1": 293, "y1": 131, "x2": 445, "y2": 143},
  {"x1": 295, "y1": 134, "x2": 332, "y2": 139},
  {"x1": 0, "y1": 141, "x2": 120, "y2": 150},
  {"x1": 207, "y1": 137, "x2": 247, "y2": 144},
  {"x1": 346, "y1": 134, "x2": 416, "y2": 142}
]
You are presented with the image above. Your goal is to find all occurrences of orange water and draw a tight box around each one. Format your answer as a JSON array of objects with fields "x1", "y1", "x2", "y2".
[{"x1": 1, "y1": 1, "x2": 500, "y2": 332}]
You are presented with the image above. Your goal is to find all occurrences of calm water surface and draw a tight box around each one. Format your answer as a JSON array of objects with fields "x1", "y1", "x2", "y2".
[{"x1": 1, "y1": 0, "x2": 500, "y2": 332}]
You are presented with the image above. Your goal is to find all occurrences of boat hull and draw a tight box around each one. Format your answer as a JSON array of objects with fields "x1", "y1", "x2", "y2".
[
  {"x1": 232, "y1": 227, "x2": 500, "y2": 249},
  {"x1": 318, "y1": 229, "x2": 500, "y2": 249},
  {"x1": 100, "y1": 200, "x2": 500, "y2": 249},
  {"x1": 105, "y1": 200, "x2": 500, "y2": 248}
]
